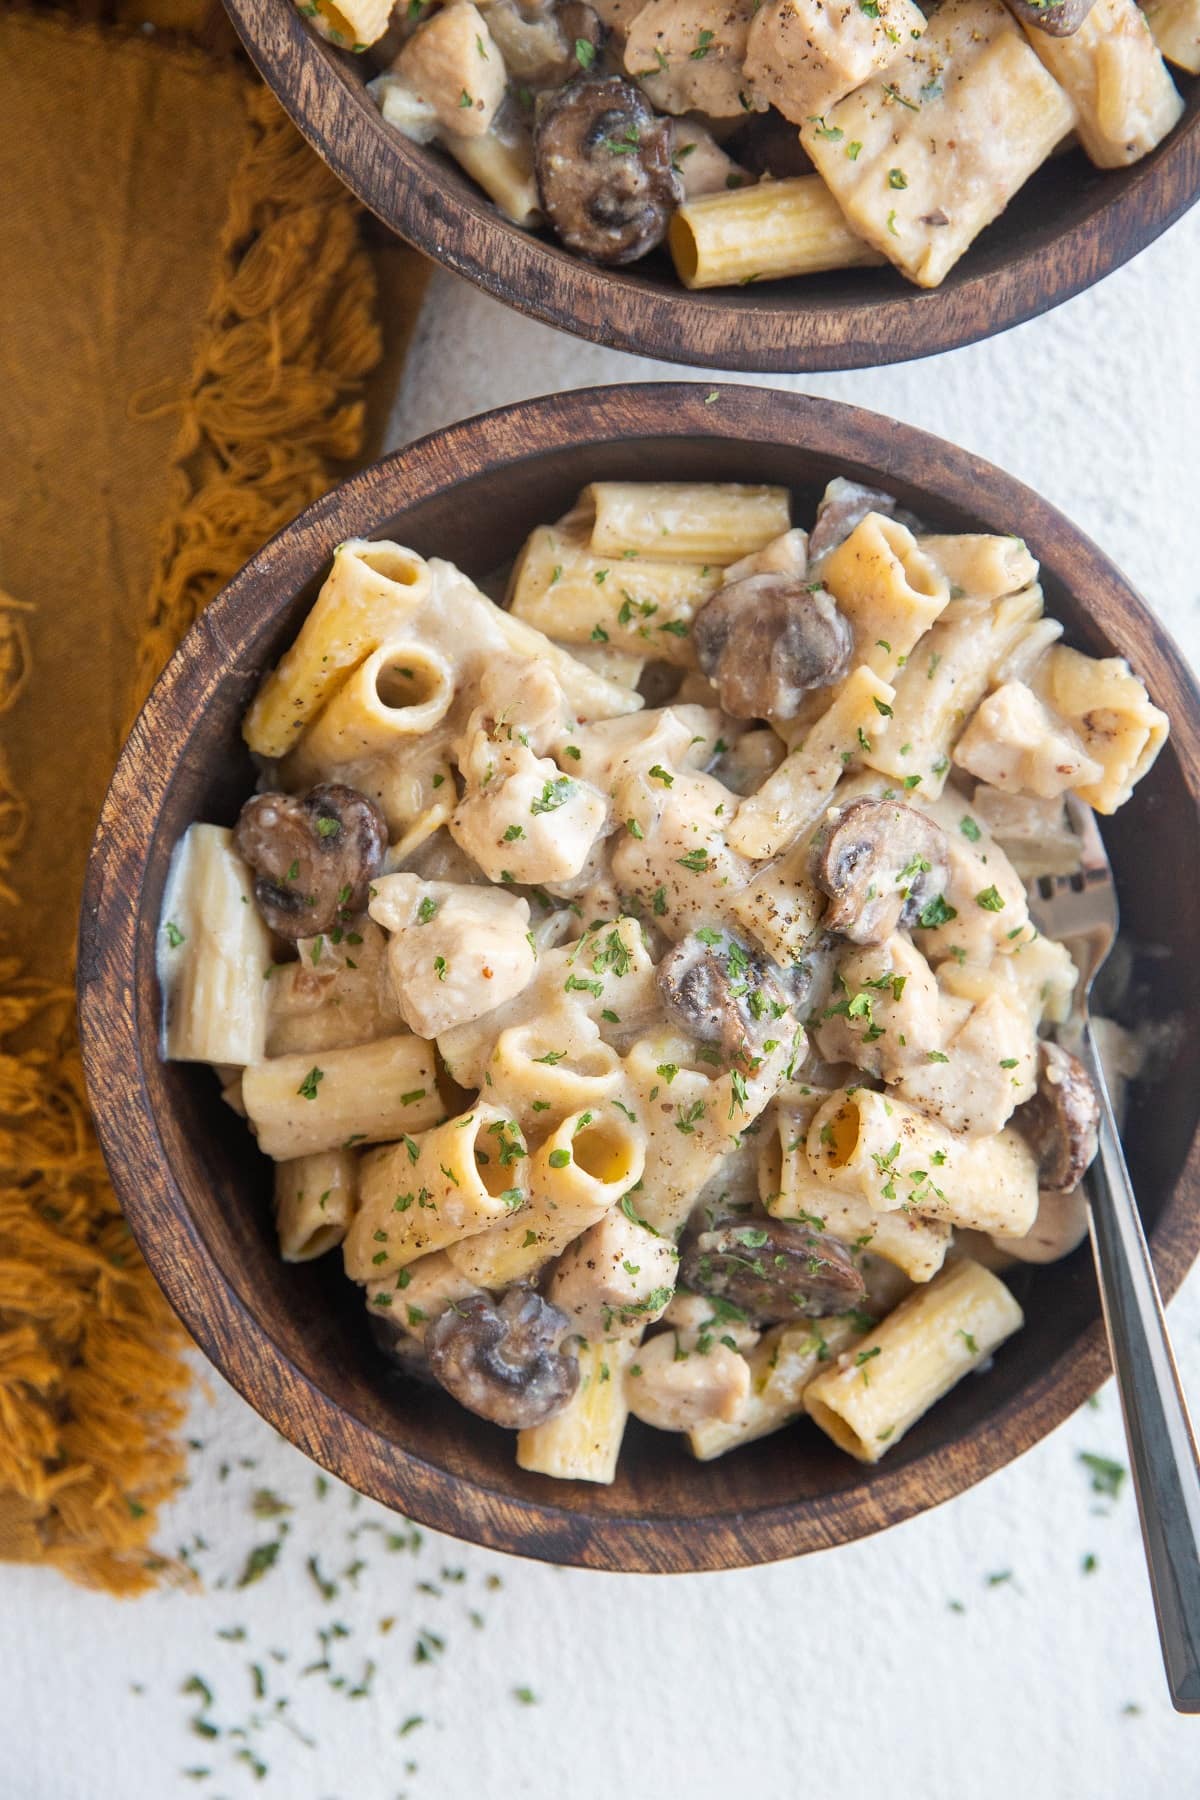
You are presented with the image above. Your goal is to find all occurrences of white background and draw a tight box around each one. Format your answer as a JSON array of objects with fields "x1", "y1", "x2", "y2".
[{"x1": 5, "y1": 209, "x2": 1200, "y2": 1800}]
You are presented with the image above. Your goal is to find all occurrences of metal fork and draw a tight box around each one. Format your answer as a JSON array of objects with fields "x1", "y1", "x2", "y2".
[{"x1": 1029, "y1": 794, "x2": 1200, "y2": 1711}]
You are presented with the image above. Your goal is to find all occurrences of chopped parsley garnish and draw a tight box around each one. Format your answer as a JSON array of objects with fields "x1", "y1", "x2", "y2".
[
  {"x1": 297, "y1": 1066, "x2": 324, "y2": 1101},
  {"x1": 531, "y1": 777, "x2": 575, "y2": 815},
  {"x1": 918, "y1": 894, "x2": 958, "y2": 928},
  {"x1": 165, "y1": 920, "x2": 185, "y2": 948},
  {"x1": 960, "y1": 816, "x2": 982, "y2": 843},
  {"x1": 976, "y1": 885, "x2": 1006, "y2": 911}
]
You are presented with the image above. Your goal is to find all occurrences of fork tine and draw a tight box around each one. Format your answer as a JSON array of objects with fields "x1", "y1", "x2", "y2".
[{"x1": 1065, "y1": 792, "x2": 1111, "y2": 876}]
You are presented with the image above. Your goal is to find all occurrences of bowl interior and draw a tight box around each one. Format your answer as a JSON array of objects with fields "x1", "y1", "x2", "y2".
[
  {"x1": 90, "y1": 391, "x2": 1200, "y2": 1568},
  {"x1": 225, "y1": 0, "x2": 1200, "y2": 370}
]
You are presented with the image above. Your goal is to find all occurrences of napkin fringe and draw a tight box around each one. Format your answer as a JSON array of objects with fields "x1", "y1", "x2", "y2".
[{"x1": 0, "y1": 84, "x2": 381, "y2": 1593}]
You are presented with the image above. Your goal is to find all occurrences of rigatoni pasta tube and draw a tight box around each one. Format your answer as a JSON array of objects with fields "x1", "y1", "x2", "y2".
[
  {"x1": 274, "y1": 1150, "x2": 357, "y2": 1262},
  {"x1": 807, "y1": 1088, "x2": 1039, "y2": 1237},
  {"x1": 160, "y1": 824, "x2": 271, "y2": 1066},
  {"x1": 345, "y1": 1103, "x2": 529, "y2": 1279},
  {"x1": 517, "y1": 1337, "x2": 639, "y2": 1484},
  {"x1": 580, "y1": 482, "x2": 792, "y2": 564},
  {"x1": 242, "y1": 1036, "x2": 441, "y2": 1162},
  {"x1": 506, "y1": 522, "x2": 718, "y2": 666},
  {"x1": 446, "y1": 1108, "x2": 645, "y2": 1288},
  {"x1": 244, "y1": 540, "x2": 430, "y2": 757},
  {"x1": 803, "y1": 1257, "x2": 1023, "y2": 1462},
  {"x1": 916, "y1": 534, "x2": 1039, "y2": 602},
  {"x1": 668, "y1": 176, "x2": 883, "y2": 291},
  {"x1": 728, "y1": 665, "x2": 896, "y2": 859},
  {"x1": 763, "y1": 1104, "x2": 951, "y2": 1283},
  {"x1": 688, "y1": 1314, "x2": 864, "y2": 1461},
  {"x1": 288, "y1": 641, "x2": 454, "y2": 772},
  {"x1": 821, "y1": 515, "x2": 950, "y2": 681},
  {"x1": 1020, "y1": 0, "x2": 1183, "y2": 167}
]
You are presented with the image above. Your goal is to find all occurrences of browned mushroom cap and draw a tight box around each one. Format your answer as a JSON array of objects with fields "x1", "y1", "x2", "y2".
[
  {"x1": 558, "y1": 0, "x2": 604, "y2": 58},
  {"x1": 534, "y1": 77, "x2": 680, "y2": 265},
  {"x1": 234, "y1": 783, "x2": 387, "y2": 941},
  {"x1": 1002, "y1": 0, "x2": 1095, "y2": 33},
  {"x1": 681, "y1": 1218, "x2": 866, "y2": 1323},
  {"x1": 812, "y1": 797, "x2": 950, "y2": 946},
  {"x1": 1016, "y1": 1040, "x2": 1100, "y2": 1192},
  {"x1": 656, "y1": 929, "x2": 803, "y2": 1065},
  {"x1": 425, "y1": 1287, "x2": 580, "y2": 1429},
  {"x1": 693, "y1": 575, "x2": 852, "y2": 720}
]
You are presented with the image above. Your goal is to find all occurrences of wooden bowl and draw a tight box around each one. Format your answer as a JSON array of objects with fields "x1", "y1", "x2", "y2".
[
  {"x1": 222, "y1": 0, "x2": 1200, "y2": 372},
  {"x1": 79, "y1": 385, "x2": 1200, "y2": 1571}
]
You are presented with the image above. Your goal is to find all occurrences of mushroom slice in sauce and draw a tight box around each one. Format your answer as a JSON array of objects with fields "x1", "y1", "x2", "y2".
[
  {"x1": 808, "y1": 477, "x2": 907, "y2": 564},
  {"x1": 693, "y1": 573, "x2": 853, "y2": 720},
  {"x1": 812, "y1": 798, "x2": 950, "y2": 946},
  {"x1": 533, "y1": 76, "x2": 680, "y2": 265},
  {"x1": 234, "y1": 783, "x2": 387, "y2": 941},
  {"x1": 1002, "y1": 0, "x2": 1096, "y2": 32},
  {"x1": 1016, "y1": 1039, "x2": 1100, "y2": 1193},
  {"x1": 425, "y1": 1287, "x2": 580, "y2": 1428},
  {"x1": 656, "y1": 929, "x2": 801, "y2": 1066},
  {"x1": 680, "y1": 1218, "x2": 866, "y2": 1323}
]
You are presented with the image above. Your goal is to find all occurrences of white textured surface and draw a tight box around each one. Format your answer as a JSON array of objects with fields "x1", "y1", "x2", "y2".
[{"x1": 6, "y1": 210, "x2": 1200, "y2": 1800}]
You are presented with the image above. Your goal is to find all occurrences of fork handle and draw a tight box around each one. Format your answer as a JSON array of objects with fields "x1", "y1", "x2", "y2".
[{"x1": 1074, "y1": 1020, "x2": 1200, "y2": 1712}]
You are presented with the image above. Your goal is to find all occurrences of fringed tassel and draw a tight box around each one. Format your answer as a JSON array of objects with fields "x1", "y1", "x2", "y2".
[{"x1": 0, "y1": 85, "x2": 382, "y2": 1593}]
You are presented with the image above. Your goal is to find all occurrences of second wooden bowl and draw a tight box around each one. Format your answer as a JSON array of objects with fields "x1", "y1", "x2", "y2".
[
  {"x1": 78, "y1": 385, "x2": 1200, "y2": 1570},
  {"x1": 224, "y1": 0, "x2": 1200, "y2": 371}
]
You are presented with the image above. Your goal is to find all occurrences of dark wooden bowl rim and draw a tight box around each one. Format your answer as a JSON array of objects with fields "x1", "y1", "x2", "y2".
[
  {"x1": 222, "y1": 0, "x2": 1200, "y2": 372},
  {"x1": 78, "y1": 384, "x2": 1200, "y2": 1571}
]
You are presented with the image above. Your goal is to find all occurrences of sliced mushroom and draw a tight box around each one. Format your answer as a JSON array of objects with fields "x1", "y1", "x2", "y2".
[
  {"x1": 533, "y1": 76, "x2": 680, "y2": 264},
  {"x1": 234, "y1": 783, "x2": 387, "y2": 941},
  {"x1": 1002, "y1": 0, "x2": 1096, "y2": 32},
  {"x1": 425, "y1": 1286, "x2": 580, "y2": 1428},
  {"x1": 693, "y1": 575, "x2": 852, "y2": 720},
  {"x1": 680, "y1": 1218, "x2": 866, "y2": 1323},
  {"x1": 812, "y1": 798, "x2": 950, "y2": 946},
  {"x1": 1016, "y1": 1040, "x2": 1100, "y2": 1193},
  {"x1": 808, "y1": 477, "x2": 916, "y2": 565},
  {"x1": 559, "y1": 0, "x2": 604, "y2": 57},
  {"x1": 656, "y1": 929, "x2": 802, "y2": 1065}
]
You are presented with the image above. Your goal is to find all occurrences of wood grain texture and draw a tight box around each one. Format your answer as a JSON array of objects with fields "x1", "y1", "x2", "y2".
[
  {"x1": 78, "y1": 385, "x2": 1200, "y2": 1571},
  {"x1": 221, "y1": 0, "x2": 1200, "y2": 372}
]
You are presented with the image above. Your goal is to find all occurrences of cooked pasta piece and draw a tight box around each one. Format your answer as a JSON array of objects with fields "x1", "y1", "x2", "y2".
[
  {"x1": 804, "y1": 1257, "x2": 1023, "y2": 1461},
  {"x1": 728, "y1": 666, "x2": 897, "y2": 859},
  {"x1": 580, "y1": 482, "x2": 792, "y2": 564},
  {"x1": 689, "y1": 1314, "x2": 865, "y2": 1460},
  {"x1": 507, "y1": 519, "x2": 719, "y2": 665},
  {"x1": 446, "y1": 1107, "x2": 645, "y2": 1287},
  {"x1": 160, "y1": 824, "x2": 272, "y2": 1066},
  {"x1": 517, "y1": 1337, "x2": 641, "y2": 1483},
  {"x1": 668, "y1": 176, "x2": 884, "y2": 290},
  {"x1": 345, "y1": 1103, "x2": 529, "y2": 1278},
  {"x1": 1020, "y1": 0, "x2": 1183, "y2": 166},
  {"x1": 808, "y1": 1086, "x2": 1040, "y2": 1236},
  {"x1": 820, "y1": 514, "x2": 950, "y2": 682},
  {"x1": 242, "y1": 1036, "x2": 441, "y2": 1162},
  {"x1": 275, "y1": 1150, "x2": 358, "y2": 1262},
  {"x1": 1144, "y1": 0, "x2": 1200, "y2": 71}
]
